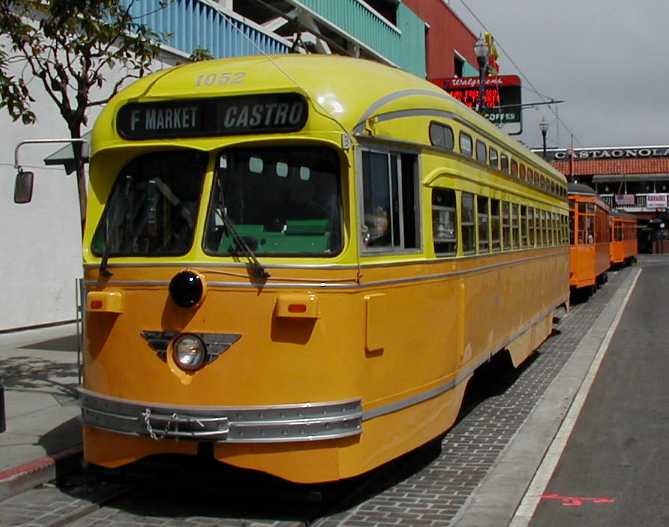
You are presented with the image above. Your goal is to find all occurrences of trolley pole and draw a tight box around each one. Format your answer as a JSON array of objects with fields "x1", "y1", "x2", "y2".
[{"x1": 0, "y1": 382, "x2": 5, "y2": 433}]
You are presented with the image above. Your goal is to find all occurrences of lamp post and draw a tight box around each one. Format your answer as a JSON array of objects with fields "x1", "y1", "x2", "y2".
[
  {"x1": 474, "y1": 36, "x2": 489, "y2": 113},
  {"x1": 539, "y1": 116, "x2": 549, "y2": 160}
]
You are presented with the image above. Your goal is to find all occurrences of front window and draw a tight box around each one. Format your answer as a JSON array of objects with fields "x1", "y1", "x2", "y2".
[
  {"x1": 204, "y1": 146, "x2": 342, "y2": 256},
  {"x1": 92, "y1": 150, "x2": 207, "y2": 256}
]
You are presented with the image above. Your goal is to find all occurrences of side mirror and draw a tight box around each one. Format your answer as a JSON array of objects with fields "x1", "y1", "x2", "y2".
[{"x1": 14, "y1": 170, "x2": 34, "y2": 204}]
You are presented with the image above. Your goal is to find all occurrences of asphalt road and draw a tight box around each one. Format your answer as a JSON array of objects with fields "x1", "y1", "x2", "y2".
[{"x1": 531, "y1": 256, "x2": 669, "y2": 526}]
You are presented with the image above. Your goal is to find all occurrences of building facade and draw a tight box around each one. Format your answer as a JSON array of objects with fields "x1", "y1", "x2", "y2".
[
  {"x1": 403, "y1": 0, "x2": 479, "y2": 79},
  {"x1": 1, "y1": 0, "x2": 471, "y2": 330},
  {"x1": 546, "y1": 146, "x2": 669, "y2": 254}
]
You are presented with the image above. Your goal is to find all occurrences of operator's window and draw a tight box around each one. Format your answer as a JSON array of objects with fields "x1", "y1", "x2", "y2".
[
  {"x1": 361, "y1": 150, "x2": 419, "y2": 252},
  {"x1": 204, "y1": 146, "x2": 342, "y2": 257},
  {"x1": 92, "y1": 150, "x2": 207, "y2": 257}
]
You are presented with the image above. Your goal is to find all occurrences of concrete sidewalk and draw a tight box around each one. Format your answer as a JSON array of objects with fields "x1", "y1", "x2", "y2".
[{"x1": 0, "y1": 323, "x2": 82, "y2": 500}]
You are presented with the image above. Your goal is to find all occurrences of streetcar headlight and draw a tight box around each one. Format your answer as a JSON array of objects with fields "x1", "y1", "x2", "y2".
[
  {"x1": 169, "y1": 270, "x2": 204, "y2": 308},
  {"x1": 173, "y1": 334, "x2": 207, "y2": 371}
]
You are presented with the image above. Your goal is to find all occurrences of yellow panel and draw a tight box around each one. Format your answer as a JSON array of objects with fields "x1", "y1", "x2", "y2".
[
  {"x1": 364, "y1": 293, "x2": 387, "y2": 353},
  {"x1": 87, "y1": 290, "x2": 123, "y2": 314},
  {"x1": 275, "y1": 293, "x2": 320, "y2": 319}
]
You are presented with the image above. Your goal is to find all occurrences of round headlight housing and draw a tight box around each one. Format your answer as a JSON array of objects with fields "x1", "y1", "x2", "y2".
[
  {"x1": 169, "y1": 270, "x2": 204, "y2": 308},
  {"x1": 173, "y1": 334, "x2": 207, "y2": 371}
]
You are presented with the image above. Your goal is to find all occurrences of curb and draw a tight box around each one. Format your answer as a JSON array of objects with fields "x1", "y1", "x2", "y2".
[{"x1": 0, "y1": 445, "x2": 82, "y2": 502}]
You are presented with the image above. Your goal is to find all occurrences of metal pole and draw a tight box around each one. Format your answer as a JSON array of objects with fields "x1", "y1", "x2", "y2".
[
  {"x1": 0, "y1": 383, "x2": 5, "y2": 433},
  {"x1": 477, "y1": 63, "x2": 486, "y2": 113},
  {"x1": 542, "y1": 130, "x2": 547, "y2": 160}
]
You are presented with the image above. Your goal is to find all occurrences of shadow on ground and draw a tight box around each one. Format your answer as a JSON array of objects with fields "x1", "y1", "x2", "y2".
[
  {"x1": 0, "y1": 355, "x2": 79, "y2": 397},
  {"x1": 19, "y1": 334, "x2": 79, "y2": 353}
]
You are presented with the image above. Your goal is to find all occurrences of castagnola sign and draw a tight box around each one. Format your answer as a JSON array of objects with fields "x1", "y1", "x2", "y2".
[
  {"x1": 550, "y1": 147, "x2": 669, "y2": 161},
  {"x1": 117, "y1": 93, "x2": 308, "y2": 139}
]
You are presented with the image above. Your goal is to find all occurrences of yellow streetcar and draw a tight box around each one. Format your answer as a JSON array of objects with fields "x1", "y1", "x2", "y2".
[{"x1": 64, "y1": 55, "x2": 569, "y2": 483}]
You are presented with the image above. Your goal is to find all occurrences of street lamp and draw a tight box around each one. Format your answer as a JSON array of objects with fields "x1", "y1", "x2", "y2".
[
  {"x1": 539, "y1": 116, "x2": 549, "y2": 160},
  {"x1": 473, "y1": 35, "x2": 489, "y2": 113}
]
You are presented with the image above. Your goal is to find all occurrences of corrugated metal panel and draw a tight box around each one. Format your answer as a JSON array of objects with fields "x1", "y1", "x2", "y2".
[
  {"x1": 123, "y1": 0, "x2": 289, "y2": 58},
  {"x1": 397, "y1": 3, "x2": 425, "y2": 77},
  {"x1": 295, "y1": 0, "x2": 425, "y2": 76}
]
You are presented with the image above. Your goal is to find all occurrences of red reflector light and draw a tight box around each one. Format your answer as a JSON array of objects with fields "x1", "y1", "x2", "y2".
[
  {"x1": 90, "y1": 300, "x2": 103, "y2": 309},
  {"x1": 288, "y1": 304, "x2": 307, "y2": 313}
]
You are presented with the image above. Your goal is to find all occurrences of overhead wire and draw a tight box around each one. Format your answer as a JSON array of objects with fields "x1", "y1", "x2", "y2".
[{"x1": 455, "y1": 0, "x2": 584, "y2": 149}]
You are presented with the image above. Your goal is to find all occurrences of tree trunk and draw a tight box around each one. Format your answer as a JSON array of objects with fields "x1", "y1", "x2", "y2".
[{"x1": 69, "y1": 124, "x2": 87, "y2": 234}]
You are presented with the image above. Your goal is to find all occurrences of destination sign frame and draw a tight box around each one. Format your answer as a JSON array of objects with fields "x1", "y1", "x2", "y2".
[{"x1": 117, "y1": 93, "x2": 308, "y2": 140}]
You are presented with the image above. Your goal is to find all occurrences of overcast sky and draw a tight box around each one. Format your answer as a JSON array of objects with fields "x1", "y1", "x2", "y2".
[{"x1": 448, "y1": 0, "x2": 669, "y2": 150}]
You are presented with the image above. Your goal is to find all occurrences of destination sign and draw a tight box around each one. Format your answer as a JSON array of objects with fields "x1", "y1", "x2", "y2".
[{"x1": 117, "y1": 93, "x2": 308, "y2": 139}]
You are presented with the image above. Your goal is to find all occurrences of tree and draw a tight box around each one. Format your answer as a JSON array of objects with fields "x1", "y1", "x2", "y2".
[{"x1": 0, "y1": 0, "x2": 166, "y2": 228}]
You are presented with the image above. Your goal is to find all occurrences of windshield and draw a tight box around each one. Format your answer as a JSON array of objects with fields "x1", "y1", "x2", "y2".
[
  {"x1": 92, "y1": 150, "x2": 207, "y2": 256},
  {"x1": 204, "y1": 146, "x2": 342, "y2": 257}
]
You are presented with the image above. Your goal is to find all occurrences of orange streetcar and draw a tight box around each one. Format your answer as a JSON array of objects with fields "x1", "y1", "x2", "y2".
[
  {"x1": 609, "y1": 211, "x2": 638, "y2": 267},
  {"x1": 568, "y1": 183, "x2": 611, "y2": 292}
]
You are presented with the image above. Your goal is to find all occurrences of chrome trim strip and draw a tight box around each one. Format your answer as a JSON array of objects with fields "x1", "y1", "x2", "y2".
[
  {"x1": 362, "y1": 302, "x2": 561, "y2": 421},
  {"x1": 354, "y1": 89, "x2": 454, "y2": 133},
  {"x1": 80, "y1": 302, "x2": 562, "y2": 439},
  {"x1": 85, "y1": 252, "x2": 566, "y2": 290},
  {"x1": 79, "y1": 388, "x2": 362, "y2": 443}
]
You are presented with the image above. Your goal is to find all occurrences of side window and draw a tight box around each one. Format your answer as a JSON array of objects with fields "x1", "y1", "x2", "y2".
[
  {"x1": 433, "y1": 189, "x2": 457, "y2": 256},
  {"x1": 519, "y1": 164, "x2": 526, "y2": 182},
  {"x1": 361, "y1": 151, "x2": 419, "y2": 251},
  {"x1": 429, "y1": 122, "x2": 454, "y2": 151},
  {"x1": 502, "y1": 201, "x2": 511, "y2": 250},
  {"x1": 500, "y1": 154, "x2": 509, "y2": 174},
  {"x1": 462, "y1": 192, "x2": 476, "y2": 254},
  {"x1": 489, "y1": 147, "x2": 499, "y2": 169},
  {"x1": 511, "y1": 160, "x2": 519, "y2": 178},
  {"x1": 491, "y1": 199, "x2": 501, "y2": 252},
  {"x1": 528, "y1": 207, "x2": 535, "y2": 247},
  {"x1": 477, "y1": 196, "x2": 489, "y2": 253},
  {"x1": 520, "y1": 205, "x2": 528, "y2": 247},
  {"x1": 511, "y1": 203, "x2": 520, "y2": 248},
  {"x1": 475, "y1": 140, "x2": 487, "y2": 164},
  {"x1": 459, "y1": 132, "x2": 473, "y2": 157}
]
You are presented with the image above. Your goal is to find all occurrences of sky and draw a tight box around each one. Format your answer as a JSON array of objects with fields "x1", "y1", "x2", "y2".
[{"x1": 448, "y1": 0, "x2": 669, "y2": 150}]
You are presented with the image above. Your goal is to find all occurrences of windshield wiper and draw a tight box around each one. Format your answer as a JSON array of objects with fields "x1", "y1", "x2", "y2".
[
  {"x1": 99, "y1": 213, "x2": 113, "y2": 277},
  {"x1": 221, "y1": 211, "x2": 270, "y2": 280}
]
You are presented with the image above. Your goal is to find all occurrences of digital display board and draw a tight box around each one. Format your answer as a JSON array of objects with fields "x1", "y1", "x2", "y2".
[
  {"x1": 430, "y1": 75, "x2": 522, "y2": 126},
  {"x1": 117, "y1": 93, "x2": 308, "y2": 140}
]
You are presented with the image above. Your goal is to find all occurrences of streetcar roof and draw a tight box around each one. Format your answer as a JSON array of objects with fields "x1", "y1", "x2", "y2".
[{"x1": 93, "y1": 54, "x2": 565, "y2": 184}]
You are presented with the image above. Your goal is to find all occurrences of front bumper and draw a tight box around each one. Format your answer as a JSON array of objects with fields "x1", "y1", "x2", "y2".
[{"x1": 79, "y1": 388, "x2": 362, "y2": 443}]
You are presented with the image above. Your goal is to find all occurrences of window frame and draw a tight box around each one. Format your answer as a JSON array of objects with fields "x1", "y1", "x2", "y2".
[
  {"x1": 358, "y1": 147, "x2": 422, "y2": 255},
  {"x1": 429, "y1": 121, "x2": 455, "y2": 151},
  {"x1": 459, "y1": 132, "x2": 473, "y2": 157}
]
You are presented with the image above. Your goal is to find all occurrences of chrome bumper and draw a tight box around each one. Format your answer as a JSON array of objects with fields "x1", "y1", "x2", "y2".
[{"x1": 78, "y1": 388, "x2": 362, "y2": 443}]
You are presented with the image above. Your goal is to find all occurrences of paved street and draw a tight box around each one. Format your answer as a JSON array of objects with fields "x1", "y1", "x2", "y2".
[
  {"x1": 531, "y1": 255, "x2": 669, "y2": 526},
  {"x1": 0, "y1": 258, "x2": 654, "y2": 526}
]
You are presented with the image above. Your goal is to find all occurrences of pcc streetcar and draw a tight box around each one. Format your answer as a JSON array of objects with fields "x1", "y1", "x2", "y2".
[
  {"x1": 609, "y1": 210, "x2": 637, "y2": 267},
  {"x1": 568, "y1": 182, "x2": 611, "y2": 293},
  {"x1": 25, "y1": 55, "x2": 570, "y2": 483}
]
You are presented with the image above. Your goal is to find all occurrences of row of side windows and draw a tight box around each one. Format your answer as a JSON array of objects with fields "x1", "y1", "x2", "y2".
[
  {"x1": 432, "y1": 188, "x2": 569, "y2": 257},
  {"x1": 429, "y1": 121, "x2": 567, "y2": 199}
]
